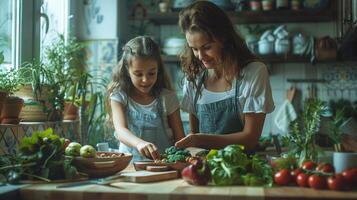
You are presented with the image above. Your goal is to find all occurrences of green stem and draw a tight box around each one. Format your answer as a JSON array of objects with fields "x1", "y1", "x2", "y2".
[
  {"x1": 0, "y1": 162, "x2": 37, "y2": 171},
  {"x1": 22, "y1": 172, "x2": 51, "y2": 182}
]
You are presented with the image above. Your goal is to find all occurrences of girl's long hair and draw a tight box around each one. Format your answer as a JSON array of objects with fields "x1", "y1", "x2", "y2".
[
  {"x1": 106, "y1": 36, "x2": 173, "y2": 127},
  {"x1": 178, "y1": 1, "x2": 260, "y2": 88}
]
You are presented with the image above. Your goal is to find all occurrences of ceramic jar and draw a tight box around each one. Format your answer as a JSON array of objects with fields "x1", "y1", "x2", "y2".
[
  {"x1": 333, "y1": 152, "x2": 357, "y2": 173},
  {"x1": 258, "y1": 40, "x2": 274, "y2": 55},
  {"x1": 275, "y1": 38, "x2": 290, "y2": 54},
  {"x1": 262, "y1": 0, "x2": 274, "y2": 11}
]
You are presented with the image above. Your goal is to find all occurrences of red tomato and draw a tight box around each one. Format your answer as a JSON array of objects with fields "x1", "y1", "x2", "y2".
[
  {"x1": 342, "y1": 168, "x2": 357, "y2": 186},
  {"x1": 327, "y1": 174, "x2": 346, "y2": 191},
  {"x1": 302, "y1": 161, "x2": 316, "y2": 171},
  {"x1": 308, "y1": 174, "x2": 327, "y2": 190},
  {"x1": 296, "y1": 173, "x2": 309, "y2": 187},
  {"x1": 274, "y1": 169, "x2": 292, "y2": 186},
  {"x1": 290, "y1": 168, "x2": 302, "y2": 182},
  {"x1": 316, "y1": 163, "x2": 335, "y2": 173}
]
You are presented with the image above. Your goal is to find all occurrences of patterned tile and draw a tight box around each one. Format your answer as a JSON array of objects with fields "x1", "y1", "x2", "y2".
[{"x1": 98, "y1": 39, "x2": 118, "y2": 64}]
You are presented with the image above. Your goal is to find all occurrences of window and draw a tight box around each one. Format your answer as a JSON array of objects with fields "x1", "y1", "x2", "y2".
[
  {"x1": 0, "y1": 0, "x2": 69, "y2": 71},
  {"x1": 40, "y1": 0, "x2": 69, "y2": 61},
  {"x1": 0, "y1": 0, "x2": 15, "y2": 71}
]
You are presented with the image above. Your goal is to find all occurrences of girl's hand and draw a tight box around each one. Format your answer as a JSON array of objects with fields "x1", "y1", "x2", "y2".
[
  {"x1": 136, "y1": 141, "x2": 160, "y2": 160},
  {"x1": 175, "y1": 133, "x2": 197, "y2": 148}
]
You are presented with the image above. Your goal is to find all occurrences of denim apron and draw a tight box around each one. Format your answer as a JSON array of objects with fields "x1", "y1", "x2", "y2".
[
  {"x1": 194, "y1": 70, "x2": 244, "y2": 135},
  {"x1": 118, "y1": 97, "x2": 174, "y2": 161},
  {"x1": 194, "y1": 71, "x2": 256, "y2": 155}
]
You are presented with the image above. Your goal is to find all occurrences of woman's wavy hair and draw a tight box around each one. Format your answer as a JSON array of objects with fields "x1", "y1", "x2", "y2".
[
  {"x1": 178, "y1": 1, "x2": 260, "y2": 87},
  {"x1": 106, "y1": 36, "x2": 173, "y2": 127}
]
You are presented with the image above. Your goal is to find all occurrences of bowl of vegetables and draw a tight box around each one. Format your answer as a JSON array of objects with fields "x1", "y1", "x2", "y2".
[{"x1": 70, "y1": 152, "x2": 132, "y2": 178}]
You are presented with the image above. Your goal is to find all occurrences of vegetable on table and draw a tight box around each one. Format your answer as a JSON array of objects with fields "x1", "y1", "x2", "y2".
[
  {"x1": 181, "y1": 159, "x2": 211, "y2": 186},
  {"x1": 206, "y1": 145, "x2": 273, "y2": 186}
]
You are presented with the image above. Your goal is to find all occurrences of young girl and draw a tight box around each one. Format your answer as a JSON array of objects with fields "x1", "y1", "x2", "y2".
[{"x1": 107, "y1": 36, "x2": 185, "y2": 161}]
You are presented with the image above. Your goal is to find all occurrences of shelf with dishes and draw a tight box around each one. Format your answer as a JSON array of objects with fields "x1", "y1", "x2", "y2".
[
  {"x1": 162, "y1": 54, "x2": 312, "y2": 63},
  {"x1": 132, "y1": 1, "x2": 336, "y2": 25}
]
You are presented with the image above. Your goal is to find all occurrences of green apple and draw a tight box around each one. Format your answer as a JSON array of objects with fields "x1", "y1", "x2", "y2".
[
  {"x1": 65, "y1": 142, "x2": 82, "y2": 156},
  {"x1": 80, "y1": 145, "x2": 96, "y2": 158},
  {"x1": 68, "y1": 142, "x2": 81, "y2": 150},
  {"x1": 65, "y1": 146, "x2": 80, "y2": 156}
]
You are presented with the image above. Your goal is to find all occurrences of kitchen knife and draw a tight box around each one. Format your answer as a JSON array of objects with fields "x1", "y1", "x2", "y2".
[{"x1": 56, "y1": 173, "x2": 123, "y2": 188}]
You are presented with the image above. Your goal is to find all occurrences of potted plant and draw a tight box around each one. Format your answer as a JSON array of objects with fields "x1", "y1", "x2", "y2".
[
  {"x1": 0, "y1": 68, "x2": 25, "y2": 124},
  {"x1": 327, "y1": 109, "x2": 357, "y2": 172},
  {"x1": 15, "y1": 60, "x2": 52, "y2": 122},
  {"x1": 283, "y1": 98, "x2": 326, "y2": 166},
  {"x1": 71, "y1": 70, "x2": 108, "y2": 145},
  {"x1": 45, "y1": 34, "x2": 85, "y2": 121}
]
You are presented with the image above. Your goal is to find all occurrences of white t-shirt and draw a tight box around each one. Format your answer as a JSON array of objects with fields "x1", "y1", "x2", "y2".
[
  {"x1": 111, "y1": 88, "x2": 180, "y2": 116},
  {"x1": 181, "y1": 62, "x2": 275, "y2": 118}
]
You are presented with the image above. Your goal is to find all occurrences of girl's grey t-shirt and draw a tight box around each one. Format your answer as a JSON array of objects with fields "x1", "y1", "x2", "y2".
[{"x1": 110, "y1": 88, "x2": 180, "y2": 116}]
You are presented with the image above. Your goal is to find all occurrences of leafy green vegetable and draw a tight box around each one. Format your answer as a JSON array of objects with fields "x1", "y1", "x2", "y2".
[
  {"x1": 206, "y1": 145, "x2": 272, "y2": 186},
  {"x1": 0, "y1": 128, "x2": 78, "y2": 183},
  {"x1": 162, "y1": 146, "x2": 191, "y2": 163}
]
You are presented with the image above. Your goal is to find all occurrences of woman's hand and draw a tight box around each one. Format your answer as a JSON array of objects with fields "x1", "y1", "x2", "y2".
[
  {"x1": 175, "y1": 133, "x2": 198, "y2": 148},
  {"x1": 136, "y1": 141, "x2": 160, "y2": 160}
]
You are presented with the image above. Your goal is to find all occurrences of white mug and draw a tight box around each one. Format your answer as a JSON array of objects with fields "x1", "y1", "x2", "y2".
[{"x1": 96, "y1": 142, "x2": 109, "y2": 152}]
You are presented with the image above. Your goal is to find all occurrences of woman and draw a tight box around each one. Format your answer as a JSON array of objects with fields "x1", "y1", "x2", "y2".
[{"x1": 175, "y1": 1, "x2": 275, "y2": 150}]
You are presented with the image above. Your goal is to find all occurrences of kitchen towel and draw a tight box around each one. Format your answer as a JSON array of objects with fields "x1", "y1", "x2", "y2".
[{"x1": 274, "y1": 99, "x2": 297, "y2": 134}]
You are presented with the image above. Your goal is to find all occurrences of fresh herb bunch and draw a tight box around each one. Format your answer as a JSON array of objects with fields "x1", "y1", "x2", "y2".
[
  {"x1": 284, "y1": 98, "x2": 327, "y2": 166},
  {"x1": 162, "y1": 146, "x2": 191, "y2": 163},
  {"x1": 206, "y1": 145, "x2": 272, "y2": 186},
  {"x1": 0, "y1": 128, "x2": 78, "y2": 184}
]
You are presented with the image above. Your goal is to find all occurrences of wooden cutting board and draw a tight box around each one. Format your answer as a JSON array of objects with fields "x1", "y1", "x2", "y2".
[{"x1": 119, "y1": 170, "x2": 178, "y2": 183}]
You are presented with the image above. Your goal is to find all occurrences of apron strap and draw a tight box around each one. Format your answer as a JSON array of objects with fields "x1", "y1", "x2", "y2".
[
  {"x1": 157, "y1": 95, "x2": 174, "y2": 143},
  {"x1": 193, "y1": 70, "x2": 208, "y2": 113}
]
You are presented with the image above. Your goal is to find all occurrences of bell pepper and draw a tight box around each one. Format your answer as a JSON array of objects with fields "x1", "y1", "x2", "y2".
[{"x1": 181, "y1": 159, "x2": 211, "y2": 185}]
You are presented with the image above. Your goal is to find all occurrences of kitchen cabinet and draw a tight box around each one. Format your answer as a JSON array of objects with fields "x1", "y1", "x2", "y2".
[{"x1": 130, "y1": 1, "x2": 337, "y2": 64}]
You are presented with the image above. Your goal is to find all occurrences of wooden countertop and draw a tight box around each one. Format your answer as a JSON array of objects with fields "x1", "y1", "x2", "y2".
[
  {"x1": 17, "y1": 179, "x2": 357, "y2": 200},
  {"x1": 14, "y1": 164, "x2": 357, "y2": 200}
]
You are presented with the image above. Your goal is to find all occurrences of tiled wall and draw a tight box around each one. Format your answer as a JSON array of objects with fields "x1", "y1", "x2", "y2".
[
  {"x1": 0, "y1": 121, "x2": 80, "y2": 155},
  {"x1": 266, "y1": 62, "x2": 357, "y2": 136},
  {"x1": 84, "y1": 39, "x2": 118, "y2": 80}
]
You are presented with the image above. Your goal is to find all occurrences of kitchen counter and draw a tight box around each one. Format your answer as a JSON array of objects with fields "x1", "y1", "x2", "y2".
[
  {"x1": 6, "y1": 164, "x2": 357, "y2": 200},
  {"x1": 14, "y1": 179, "x2": 357, "y2": 200}
]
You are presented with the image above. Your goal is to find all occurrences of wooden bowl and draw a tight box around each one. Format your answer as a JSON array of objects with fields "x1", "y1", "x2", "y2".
[{"x1": 70, "y1": 152, "x2": 132, "y2": 178}]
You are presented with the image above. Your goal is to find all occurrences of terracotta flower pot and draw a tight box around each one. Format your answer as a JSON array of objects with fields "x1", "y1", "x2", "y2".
[
  {"x1": 0, "y1": 91, "x2": 8, "y2": 121},
  {"x1": 63, "y1": 102, "x2": 79, "y2": 120},
  {"x1": 0, "y1": 96, "x2": 24, "y2": 124}
]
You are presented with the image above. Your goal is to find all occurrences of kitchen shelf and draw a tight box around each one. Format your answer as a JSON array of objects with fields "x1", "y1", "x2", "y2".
[
  {"x1": 133, "y1": 1, "x2": 336, "y2": 25},
  {"x1": 162, "y1": 54, "x2": 312, "y2": 63}
]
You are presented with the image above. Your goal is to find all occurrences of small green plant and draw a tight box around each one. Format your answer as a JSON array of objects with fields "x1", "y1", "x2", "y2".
[
  {"x1": 18, "y1": 60, "x2": 52, "y2": 100},
  {"x1": 327, "y1": 109, "x2": 351, "y2": 152},
  {"x1": 45, "y1": 34, "x2": 86, "y2": 120},
  {"x1": 283, "y1": 98, "x2": 327, "y2": 166},
  {"x1": 0, "y1": 68, "x2": 24, "y2": 94}
]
